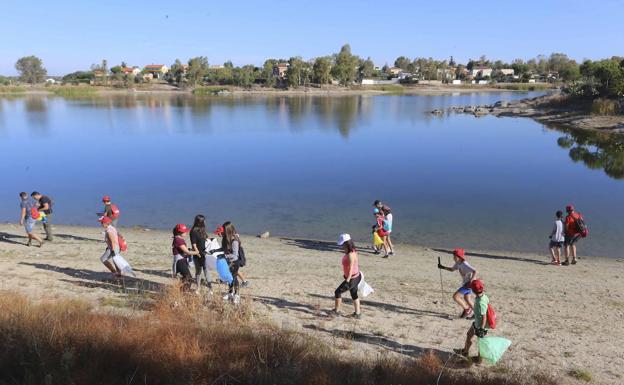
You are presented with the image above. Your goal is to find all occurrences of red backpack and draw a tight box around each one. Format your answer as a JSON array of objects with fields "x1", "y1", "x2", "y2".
[
  {"x1": 486, "y1": 303, "x2": 497, "y2": 329},
  {"x1": 110, "y1": 204, "x2": 121, "y2": 219},
  {"x1": 118, "y1": 234, "x2": 128, "y2": 252}
]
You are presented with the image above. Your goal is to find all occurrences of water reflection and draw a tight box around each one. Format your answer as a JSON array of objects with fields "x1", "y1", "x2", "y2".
[
  {"x1": 25, "y1": 97, "x2": 49, "y2": 134},
  {"x1": 557, "y1": 129, "x2": 624, "y2": 179}
]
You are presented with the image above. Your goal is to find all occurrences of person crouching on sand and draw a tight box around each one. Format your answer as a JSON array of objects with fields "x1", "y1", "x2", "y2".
[
  {"x1": 438, "y1": 248, "x2": 477, "y2": 319},
  {"x1": 99, "y1": 216, "x2": 121, "y2": 278},
  {"x1": 330, "y1": 234, "x2": 362, "y2": 319},
  {"x1": 455, "y1": 279, "x2": 489, "y2": 360},
  {"x1": 172, "y1": 223, "x2": 199, "y2": 291}
]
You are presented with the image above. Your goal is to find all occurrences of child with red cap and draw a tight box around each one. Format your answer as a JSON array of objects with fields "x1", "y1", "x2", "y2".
[
  {"x1": 455, "y1": 279, "x2": 489, "y2": 359},
  {"x1": 438, "y1": 248, "x2": 478, "y2": 318}
]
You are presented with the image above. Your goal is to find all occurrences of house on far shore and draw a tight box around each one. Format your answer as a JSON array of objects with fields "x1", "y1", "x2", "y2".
[
  {"x1": 122, "y1": 66, "x2": 141, "y2": 76},
  {"x1": 388, "y1": 67, "x2": 403, "y2": 76},
  {"x1": 143, "y1": 64, "x2": 169, "y2": 79},
  {"x1": 273, "y1": 62, "x2": 289, "y2": 79}
]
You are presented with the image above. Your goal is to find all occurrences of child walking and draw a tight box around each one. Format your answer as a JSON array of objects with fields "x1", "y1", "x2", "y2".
[
  {"x1": 548, "y1": 210, "x2": 564, "y2": 265},
  {"x1": 371, "y1": 224, "x2": 384, "y2": 254},
  {"x1": 438, "y1": 248, "x2": 477, "y2": 318},
  {"x1": 455, "y1": 279, "x2": 490, "y2": 360}
]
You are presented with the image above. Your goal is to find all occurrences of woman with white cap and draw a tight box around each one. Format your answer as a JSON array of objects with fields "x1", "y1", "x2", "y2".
[{"x1": 331, "y1": 233, "x2": 362, "y2": 319}]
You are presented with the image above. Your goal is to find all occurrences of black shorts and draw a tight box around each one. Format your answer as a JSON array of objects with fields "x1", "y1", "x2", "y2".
[
  {"x1": 564, "y1": 234, "x2": 581, "y2": 246},
  {"x1": 335, "y1": 274, "x2": 362, "y2": 300},
  {"x1": 549, "y1": 240, "x2": 563, "y2": 249}
]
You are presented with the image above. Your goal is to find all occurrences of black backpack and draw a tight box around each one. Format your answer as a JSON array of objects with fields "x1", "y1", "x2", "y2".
[{"x1": 238, "y1": 244, "x2": 247, "y2": 267}]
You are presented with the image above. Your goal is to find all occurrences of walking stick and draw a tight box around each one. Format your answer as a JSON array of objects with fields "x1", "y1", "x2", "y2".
[{"x1": 437, "y1": 257, "x2": 446, "y2": 303}]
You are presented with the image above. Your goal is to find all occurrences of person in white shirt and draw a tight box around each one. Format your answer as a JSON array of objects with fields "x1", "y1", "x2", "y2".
[
  {"x1": 548, "y1": 210, "x2": 565, "y2": 266},
  {"x1": 438, "y1": 248, "x2": 478, "y2": 319}
]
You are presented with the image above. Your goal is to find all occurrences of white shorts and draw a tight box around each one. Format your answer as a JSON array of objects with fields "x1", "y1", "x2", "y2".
[{"x1": 100, "y1": 248, "x2": 114, "y2": 263}]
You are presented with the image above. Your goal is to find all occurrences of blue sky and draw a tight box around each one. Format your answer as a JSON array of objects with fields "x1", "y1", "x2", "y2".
[{"x1": 1, "y1": 0, "x2": 622, "y2": 75}]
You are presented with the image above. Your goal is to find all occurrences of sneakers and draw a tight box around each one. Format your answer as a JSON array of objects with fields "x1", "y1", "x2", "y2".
[
  {"x1": 351, "y1": 312, "x2": 362, "y2": 319},
  {"x1": 233, "y1": 294, "x2": 240, "y2": 305},
  {"x1": 389, "y1": 251, "x2": 395, "y2": 256},
  {"x1": 561, "y1": 260, "x2": 570, "y2": 266},
  {"x1": 571, "y1": 259, "x2": 577, "y2": 265},
  {"x1": 240, "y1": 280, "x2": 250, "y2": 288},
  {"x1": 460, "y1": 308, "x2": 473, "y2": 319},
  {"x1": 550, "y1": 260, "x2": 561, "y2": 266},
  {"x1": 382, "y1": 254, "x2": 389, "y2": 259},
  {"x1": 222, "y1": 293, "x2": 231, "y2": 301}
]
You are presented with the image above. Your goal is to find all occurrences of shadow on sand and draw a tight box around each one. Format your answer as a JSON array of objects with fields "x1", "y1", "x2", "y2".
[
  {"x1": 432, "y1": 248, "x2": 548, "y2": 266},
  {"x1": 281, "y1": 237, "x2": 379, "y2": 255},
  {"x1": 251, "y1": 295, "x2": 322, "y2": 316},
  {"x1": 308, "y1": 293, "x2": 452, "y2": 320},
  {"x1": 19, "y1": 262, "x2": 165, "y2": 294},
  {"x1": 301, "y1": 324, "x2": 458, "y2": 363},
  {"x1": 0, "y1": 231, "x2": 28, "y2": 246}
]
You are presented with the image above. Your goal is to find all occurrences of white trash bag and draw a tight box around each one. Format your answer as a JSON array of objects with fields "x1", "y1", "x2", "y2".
[
  {"x1": 112, "y1": 254, "x2": 136, "y2": 277},
  {"x1": 358, "y1": 272, "x2": 374, "y2": 298}
]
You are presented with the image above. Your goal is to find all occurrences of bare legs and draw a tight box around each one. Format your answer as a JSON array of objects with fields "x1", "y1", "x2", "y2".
[{"x1": 334, "y1": 297, "x2": 361, "y2": 315}]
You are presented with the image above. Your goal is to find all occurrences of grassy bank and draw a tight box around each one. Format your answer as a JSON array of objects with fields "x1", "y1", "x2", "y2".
[
  {"x1": 0, "y1": 86, "x2": 27, "y2": 94},
  {"x1": 50, "y1": 86, "x2": 98, "y2": 97},
  {"x1": 192, "y1": 86, "x2": 231, "y2": 95},
  {"x1": 0, "y1": 289, "x2": 562, "y2": 385}
]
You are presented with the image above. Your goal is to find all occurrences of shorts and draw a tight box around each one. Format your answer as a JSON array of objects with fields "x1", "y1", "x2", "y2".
[
  {"x1": 549, "y1": 240, "x2": 564, "y2": 249},
  {"x1": 457, "y1": 285, "x2": 473, "y2": 296},
  {"x1": 564, "y1": 234, "x2": 581, "y2": 246},
  {"x1": 24, "y1": 219, "x2": 37, "y2": 234},
  {"x1": 100, "y1": 248, "x2": 115, "y2": 263}
]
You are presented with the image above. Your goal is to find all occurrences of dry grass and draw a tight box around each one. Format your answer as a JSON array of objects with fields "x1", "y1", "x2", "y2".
[{"x1": 0, "y1": 289, "x2": 563, "y2": 385}]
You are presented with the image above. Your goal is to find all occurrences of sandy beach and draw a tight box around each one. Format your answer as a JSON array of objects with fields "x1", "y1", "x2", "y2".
[{"x1": 0, "y1": 223, "x2": 622, "y2": 384}]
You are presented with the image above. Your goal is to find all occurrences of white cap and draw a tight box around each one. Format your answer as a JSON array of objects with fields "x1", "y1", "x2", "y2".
[{"x1": 337, "y1": 233, "x2": 351, "y2": 245}]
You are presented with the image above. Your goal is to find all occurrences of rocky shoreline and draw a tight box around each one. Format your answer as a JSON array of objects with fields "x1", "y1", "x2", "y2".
[{"x1": 448, "y1": 93, "x2": 624, "y2": 133}]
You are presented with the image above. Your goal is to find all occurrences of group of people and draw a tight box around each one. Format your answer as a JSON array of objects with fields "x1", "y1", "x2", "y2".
[
  {"x1": 371, "y1": 200, "x2": 394, "y2": 258},
  {"x1": 18, "y1": 191, "x2": 54, "y2": 247},
  {"x1": 16, "y1": 192, "x2": 588, "y2": 361},
  {"x1": 548, "y1": 205, "x2": 588, "y2": 266}
]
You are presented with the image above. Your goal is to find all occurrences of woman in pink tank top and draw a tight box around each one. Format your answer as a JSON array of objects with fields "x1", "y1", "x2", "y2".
[{"x1": 331, "y1": 233, "x2": 362, "y2": 319}]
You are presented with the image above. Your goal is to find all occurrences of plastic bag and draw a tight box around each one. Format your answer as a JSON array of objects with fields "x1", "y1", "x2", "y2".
[
  {"x1": 357, "y1": 272, "x2": 374, "y2": 298},
  {"x1": 216, "y1": 258, "x2": 233, "y2": 285},
  {"x1": 478, "y1": 336, "x2": 512, "y2": 364},
  {"x1": 112, "y1": 255, "x2": 136, "y2": 277}
]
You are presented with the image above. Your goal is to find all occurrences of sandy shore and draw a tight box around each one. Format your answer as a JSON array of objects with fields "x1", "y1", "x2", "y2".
[{"x1": 1, "y1": 223, "x2": 622, "y2": 384}]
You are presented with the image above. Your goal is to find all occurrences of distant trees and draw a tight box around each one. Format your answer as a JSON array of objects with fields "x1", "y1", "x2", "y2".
[
  {"x1": 262, "y1": 59, "x2": 279, "y2": 87},
  {"x1": 168, "y1": 59, "x2": 185, "y2": 84},
  {"x1": 15, "y1": 55, "x2": 47, "y2": 84},
  {"x1": 332, "y1": 44, "x2": 359, "y2": 85},
  {"x1": 358, "y1": 57, "x2": 375, "y2": 79},
  {"x1": 233, "y1": 64, "x2": 257, "y2": 88},
  {"x1": 568, "y1": 58, "x2": 624, "y2": 98},
  {"x1": 394, "y1": 56, "x2": 410, "y2": 70},
  {"x1": 286, "y1": 57, "x2": 311, "y2": 88},
  {"x1": 62, "y1": 71, "x2": 94, "y2": 84},
  {"x1": 313, "y1": 56, "x2": 332, "y2": 85},
  {"x1": 187, "y1": 56, "x2": 209, "y2": 86}
]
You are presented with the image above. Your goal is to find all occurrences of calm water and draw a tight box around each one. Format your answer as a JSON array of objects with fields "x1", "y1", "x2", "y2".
[{"x1": 1, "y1": 92, "x2": 623, "y2": 257}]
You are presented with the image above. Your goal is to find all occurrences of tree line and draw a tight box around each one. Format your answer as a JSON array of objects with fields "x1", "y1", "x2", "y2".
[{"x1": 4, "y1": 48, "x2": 624, "y2": 100}]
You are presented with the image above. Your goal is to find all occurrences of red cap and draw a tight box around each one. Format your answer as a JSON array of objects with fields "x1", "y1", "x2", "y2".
[
  {"x1": 214, "y1": 226, "x2": 224, "y2": 235},
  {"x1": 99, "y1": 216, "x2": 112, "y2": 224},
  {"x1": 174, "y1": 223, "x2": 190, "y2": 233},
  {"x1": 453, "y1": 248, "x2": 466, "y2": 260},
  {"x1": 102, "y1": 195, "x2": 111, "y2": 202},
  {"x1": 471, "y1": 279, "x2": 484, "y2": 293},
  {"x1": 566, "y1": 205, "x2": 574, "y2": 212}
]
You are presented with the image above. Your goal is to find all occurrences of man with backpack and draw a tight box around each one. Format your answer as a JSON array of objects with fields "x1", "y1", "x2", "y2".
[
  {"x1": 101, "y1": 195, "x2": 121, "y2": 227},
  {"x1": 563, "y1": 204, "x2": 587, "y2": 265},
  {"x1": 18, "y1": 192, "x2": 44, "y2": 247},
  {"x1": 31, "y1": 191, "x2": 53, "y2": 241}
]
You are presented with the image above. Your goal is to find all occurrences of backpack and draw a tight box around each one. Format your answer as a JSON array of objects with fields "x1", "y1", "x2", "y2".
[
  {"x1": 110, "y1": 204, "x2": 121, "y2": 219},
  {"x1": 30, "y1": 207, "x2": 40, "y2": 220},
  {"x1": 118, "y1": 234, "x2": 128, "y2": 252},
  {"x1": 486, "y1": 303, "x2": 497, "y2": 329},
  {"x1": 574, "y1": 215, "x2": 589, "y2": 238},
  {"x1": 238, "y1": 244, "x2": 246, "y2": 267}
]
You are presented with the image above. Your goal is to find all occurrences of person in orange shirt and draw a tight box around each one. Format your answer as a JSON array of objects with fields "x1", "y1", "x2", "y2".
[{"x1": 563, "y1": 205, "x2": 582, "y2": 265}]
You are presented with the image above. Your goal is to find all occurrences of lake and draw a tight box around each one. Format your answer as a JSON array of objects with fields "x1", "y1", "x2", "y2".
[{"x1": 1, "y1": 92, "x2": 623, "y2": 257}]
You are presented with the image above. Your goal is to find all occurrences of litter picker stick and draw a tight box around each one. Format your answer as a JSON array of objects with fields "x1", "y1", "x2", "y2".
[{"x1": 437, "y1": 257, "x2": 446, "y2": 303}]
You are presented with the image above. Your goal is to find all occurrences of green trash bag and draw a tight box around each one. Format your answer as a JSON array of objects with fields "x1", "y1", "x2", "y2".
[{"x1": 478, "y1": 336, "x2": 512, "y2": 364}]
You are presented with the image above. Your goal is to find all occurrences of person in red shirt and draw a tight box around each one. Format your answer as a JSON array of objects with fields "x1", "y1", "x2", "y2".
[{"x1": 563, "y1": 205, "x2": 582, "y2": 265}]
